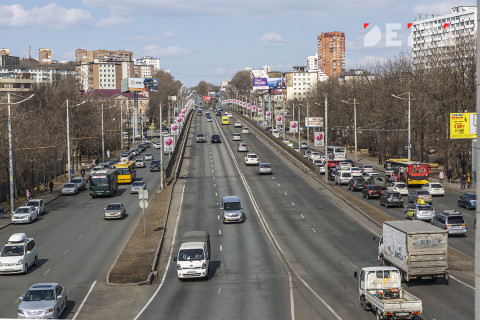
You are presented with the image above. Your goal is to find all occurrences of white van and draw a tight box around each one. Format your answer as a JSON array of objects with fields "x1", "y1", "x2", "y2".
[
  {"x1": 174, "y1": 231, "x2": 210, "y2": 280},
  {"x1": 0, "y1": 233, "x2": 38, "y2": 274},
  {"x1": 335, "y1": 170, "x2": 352, "y2": 185}
]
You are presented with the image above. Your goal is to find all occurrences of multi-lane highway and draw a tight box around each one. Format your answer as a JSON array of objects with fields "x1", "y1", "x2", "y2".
[
  {"x1": 135, "y1": 109, "x2": 474, "y2": 320},
  {"x1": 0, "y1": 147, "x2": 167, "y2": 319}
]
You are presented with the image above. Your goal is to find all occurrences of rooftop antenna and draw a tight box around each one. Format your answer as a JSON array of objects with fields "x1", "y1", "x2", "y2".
[{"x1": 28, "y1": 45, "x2": 31, "y2": 59}]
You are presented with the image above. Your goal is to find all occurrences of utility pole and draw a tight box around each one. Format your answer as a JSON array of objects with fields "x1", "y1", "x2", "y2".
[
  {"x1": 341, "y1": 98, "x2": 359, "y2": 162},
  {"x1": 101, "y1": 103, "x2": 105, "y2": 162},
  {"x1": 159, "y1": 104, "x2": 164, "y2": 189},
  {"x1": 474, "y1": 3, "x2": 480, "y2": 316},
  {"x1": 392, "y1": 92, "x2": 414, "y2": 160},
  {"x1": 324, "y1": 95, "x2": 328, "y2": 183}
]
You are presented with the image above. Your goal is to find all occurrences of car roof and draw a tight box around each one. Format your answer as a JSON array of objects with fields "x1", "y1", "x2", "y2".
[
  {"x1": 29, "y1": 283, "x2": 57, "y2": 290},
  {"x1": 223, "y1": 195, "x2": 240, "y2": 202}
]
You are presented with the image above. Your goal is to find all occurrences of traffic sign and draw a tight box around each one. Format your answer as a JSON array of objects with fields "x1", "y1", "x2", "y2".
[
  {"x1": 139, "y1": 199, "x2": 149, "y2": 208},
  {"x1": 138, "y1": 189, "x2": 149, "y2": 200}
]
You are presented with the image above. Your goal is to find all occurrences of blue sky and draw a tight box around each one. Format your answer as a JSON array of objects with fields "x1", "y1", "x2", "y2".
[{"x1": 0, "y1": 0, "x2": 475, "y2": 87}]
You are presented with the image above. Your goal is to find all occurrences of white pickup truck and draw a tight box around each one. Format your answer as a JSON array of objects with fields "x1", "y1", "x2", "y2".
[{"x1": 355, "y1": 266, "x2": 422, "y2": 320}]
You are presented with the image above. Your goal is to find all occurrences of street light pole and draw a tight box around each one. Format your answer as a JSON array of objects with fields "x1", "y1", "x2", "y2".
[
  {"x1": 391, "y1": 92, "x2": 414, "y2": 160},
  {"x1": 101, "y1": 104, "x2": 105, "y2": 162},
  {"x1": 159, "y1": 104, "x2": 164, "y2": 189},
  {"x1": 66, "y1": 100, "x2": 86, "y2": 183},
  {"x1": 341, "y1": 98, "x2": 359, "y2": 162},
  {"x1": 120, "y1": 104, "x2": 124, "y2": 152},
  {"x1": 324, "y1": 94, "x2": 328, "y2": 183}
]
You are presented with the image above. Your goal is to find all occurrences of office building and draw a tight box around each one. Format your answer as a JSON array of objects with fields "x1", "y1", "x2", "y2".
[
  {"x1": 306, "y1": 54, "x2": 318, "y2": 72},
  {"x1": 317, "y1": 31, "x2": 345, "y2": 77},
  {"x1": 135, "y1": 56, "x2": 161, "y2": 71},
  {"x1": 285, "y1": 66, "x2": 327, "y2": 100}
]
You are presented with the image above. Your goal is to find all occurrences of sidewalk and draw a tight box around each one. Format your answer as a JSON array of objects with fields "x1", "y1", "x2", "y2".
[{"x1": 283, "y1": 131, "x2": 475, "y2": 193}]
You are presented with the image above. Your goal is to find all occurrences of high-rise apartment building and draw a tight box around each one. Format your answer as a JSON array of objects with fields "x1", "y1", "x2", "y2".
[
  {"x1": 317, "y1": 31, "x2": 345, "y2": 77},
  {"x1": 306, "y1": 54, "x2": 318, "y2": 72},
  {"x1": 135, "y1": 56, "x2": 161, "y2": 71},
  {"x1": 39, "y1": 48, "x2": 52, "y2": 64},
  {"x1": 412, "y1": 6, "x2": 476, "y2": 67}
]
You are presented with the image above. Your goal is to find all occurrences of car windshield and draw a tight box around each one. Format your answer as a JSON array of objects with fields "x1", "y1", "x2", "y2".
[
  {"x1": 136, "y1": 159, "x2": 143, "y2": 163},
  {"x1": 117, "y1": 168, "x2": 131, "y2": 175},
  {"x1": 448, "y1": 216, "x2": 465, "y2": 224},
  {"x1": 224, "y1": 202, "x2": 241, "y2": 210},
  {"x1": 132, "y1": 182, "x2": 144, "y2": 187},
  {"x1": 430, "y1": 183, "x2": 442, "y2": 188},
  {"x1": 417, "y1": 190, "x2": 429, "y2": 195},
  {"x1": 106, "y1": 204, "x2": 122, "y2": 210},
  {"x1": 342, "y1": 173, "x2": 352, "y2": 177},
  {"x1": 468, "y1": 194, "x2": 477, "y2": 199},
  {"x1": 152, "y1": 160, "x2": 160, "y2": 165},
  {"x1": 418, "y1": 205, "x2": 433, "y2": 211},
  {"x1": 145, "y1": 153, "x2": 152, "y2": 157},
  {"x1": 178, "y1": 249, "x2": 204, "y2": 261},
  {"x1": 364, "y1": 166, "x2": 372, "y2": 168},
  {"x1": 261, "y1": 164, "x2": 271, "y2": 168},
  {"x1": 389, "y1": 193, "x2": 401, "y2": 198},
  {"x1": 370, "y1": 186, "x2": 381, "y2": 190},
  {"x1": 26, "y1": 201, "x2": 40, "y2": 206},
  {"x1": 23, "y1": 289, "x2": 55, "y2": 302},
  {"x1": 90, "y1": 177, "x2": 109, "y2": 186},
  {"x1": 1, "y1": 245, "x2": 24, "y2": 256},
  {"x1": 16, "y1": 207, "x2": 30, "y2": 213},
  {"x1": 64, "y1": 183, "x2": 75, "y2": 188},
  {"x1": 248, "y1": 155, "x2": 257, "y2": 158},
  {"x1": 396, "y1": 183, "x2": 407, "y2": 188},
  {"x1": 71, "y1": 179, "x2": 82, "y2": 183},
  {"x1": 197, "y1": 134, "x2": 204, "y2": 137}
]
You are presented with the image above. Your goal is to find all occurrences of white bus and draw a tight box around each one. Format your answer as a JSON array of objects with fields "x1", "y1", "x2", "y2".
[{"x1": 327, "y1": 146, "x2": 347, "y2": 160}]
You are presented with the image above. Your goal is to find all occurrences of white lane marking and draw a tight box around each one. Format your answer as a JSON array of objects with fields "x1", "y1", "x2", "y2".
[
  {"x1": 43, "y1": 268, "x2": 50, "y2": 276},
  {"x1": 14, "y1": 299, "x2": 19, "y2": 304},
  {"x1": 272, "y1": 176, "x2": 275, "y2": 180},
  {"x1": 219, "y1": 229, "x2": 222, "y2": 235},
  {"x1": 312, "y1": 228, "x2": 317, "y2": 234},
  {"x1": 438, "y1": 204, "x2": 447, "y2": 208},
  {"x1": 78, "y1": 234, "x2": 84, "y2": 240},
  {"x1": 292, "y1": 202, "x2": 295, "y2": 206},
  {"x1": 350, "y1": 262, "x2": 358, "y2": 269},
  {"x1": 63, "y1": 249, "x2": 70, "y2": 255},
  {"x1": 217, "y1": 287, "x2": 222, "y2": 295},
  {"x1": 220, "y1": 245, "x2": 223, "y2": 252},
  {"x1": 214, "y1": 184, "x2": 216, "y2": 187},
  {"x1": 218, "y1": 215, "x2": 220, "y2": 220},
  {"x1": 133, "y1": 184, "x2": 186, "y2": 320},
  {"x1": 284, "y1": 192, "x2": 287, "y2": 196},
  {"x1": 72, "y1": 281, "x2": 97, "y2": 320},
  {"x1": 212, "y1": 170, "x2": 214, "y2": 173},
  {"x1": 213, "y1": 176, "x2": 215, "y2": 179},
  {"x1": 278, "y1": 183, "x2": 281, "y2": 187},
  {"x1": 300, "y1": 214, "x2": 305, "y2": 219},
  {"x1": 215, "y1": 192, "x2": 218, "y2": 197},
  {"x1": 450, "y1": 275, "x2": 475, "y2": 290}
]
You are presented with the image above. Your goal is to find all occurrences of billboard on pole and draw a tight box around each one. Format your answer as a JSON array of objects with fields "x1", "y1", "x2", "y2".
[
  {"x1": 314, "y1": 132, "x2": 324, "y2": 147},
  {"x1": 305, "y1": 117, "x2": 324, "y2": 128},
  {"x1": 450, "y1": 113, "x2": 477, "y2": 139},
  {"x1": 253, "y1": 78, "x2": 269, "y2": 90}
]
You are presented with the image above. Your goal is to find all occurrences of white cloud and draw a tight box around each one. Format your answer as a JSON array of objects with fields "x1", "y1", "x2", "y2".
[
  {"x1": 144, "y1": 45, "x2": 192, "y2": 57},
  {"x1": 163, "y1": 29, "x2": 186, "y2": 37},
  {"x1": 97, "y1": 15, "x2": 132, "y2": 27},
  {"x1": 257, "y1": 32, "x2": 286, "y2": 47},
  {"x1": 0, "y1": 3, "x2": 93, "y2": 29}
]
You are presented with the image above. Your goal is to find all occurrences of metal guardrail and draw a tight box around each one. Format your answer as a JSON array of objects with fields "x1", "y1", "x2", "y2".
[{"x1": 165, "y1": 109, "x2": 194, "y2": 179}]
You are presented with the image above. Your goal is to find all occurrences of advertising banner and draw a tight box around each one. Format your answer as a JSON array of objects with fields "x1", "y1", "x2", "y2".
[
  {"x1": 305, "y1": 117, "x2": 324, "y2": 128},
  {"x1": 171, "y1": 124, "x2": 179, "y2": 136},
  {"x1": 276, "y1": 115, "x2": 283, "y2": 126},
  {"x1": 266, "y1": 111, "x2": 271, "y2": 120},
  {"x1": 164, "y1": 136, "x2": 174, "y2": 152},
  {"x1": 253, "y1": 78, "x2": 269, "y2": 90},
  {"x1": 290, "y1": 121, "x2": 298, "y2": 133},
  {"x1": 314, "y1": 132, "x2": 324, "y2": 147},
  {"x1": 121, "y1": 78, "x2": 147, "y2": 92},
  {"x1": 268, "y1": 78, "x2": 287, "y2": 89},
  {"x1": 450, "y1": 113, "x2": 477, "y2": 139},
  {"x1": 203, "y1": 96, "x2": 211, "y2": 101},
  {"x1": 176, "y1": 117, "x2": 183, "y2": 125},
  {"x1": 258, "y1": 107, "x2": 263, "y2": 115}
]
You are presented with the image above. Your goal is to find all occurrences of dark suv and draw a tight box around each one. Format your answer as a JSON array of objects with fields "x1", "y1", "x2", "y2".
[
  {"x1": 362, "y1": 185, "x2": 382, "y2": 199},
  {"x1": 150, "y1": 160, "x2": 161, "y2": 172},
  {"x1": 380, "y1": 191, "x2": 404, "y2": 208},
  {"x1": 348, "y1": 177, "x2": 366, "y2": 191},
  {"x1": 211, "y1": 134, "x2": 221, "y2": 143}
]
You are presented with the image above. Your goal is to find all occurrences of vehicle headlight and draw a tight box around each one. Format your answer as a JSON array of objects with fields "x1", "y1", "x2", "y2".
[
  {"x1": 45, "y1": 307, "x2": 55, "y2": 313},
  {"x1": 16, "y1": 259, "x2": 24, "y2": 265},
  {"x1": 177, "y1": 264, "x2": 182, "y2": 270}
]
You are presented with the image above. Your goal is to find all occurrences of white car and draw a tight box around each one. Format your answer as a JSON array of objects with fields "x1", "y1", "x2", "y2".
[
  {"x1": 349, "y1": 167, "x2": 363, "y2": 177},
  {"x1": 245, "y1": 153, "x2": 259, "y2": 166},
  {"x1": 12, "y1": 206, "x2": 38, "y2": 224},
  {"x1": 234, "y1": 121, "x2": 242, "y2": 128},
  {"x1": 154, "y1": 142, "x2": 161, "y2": 149},
  {"x1": 26, "y1": 199, "x2": 45, "y2": 216},
  {"x1": 363, "y1": 172, "x2": 380, "y2": 181},
  {"x1": 387, "y1": 182, "x2": 409, "y2": 196},
  {"x1": 135, "y1": 158, "x2": 146, "y2": 168},
  {"x1": 232, "y1": 133, "x2": 242, "y2": 141},
  {"x1": 0, "y1": 233, "x2": 38, "y2": 274},
  {"x1": 422, "y1": 182, "x2": 445, "y2": 196},
  {"x1": 241, "y1": 127, "x2": 250, "y2": 134},
  {"x1": 309, "y1": 152, "x2": 321, "y2": 161},
  {"x1": 144, "y1": 153, "x2": 153, "y2": 161},
  {"x1": 362, "y1": 165, "x2": 374, "y2": 173},
  {"x1": 335, "y1": 170, "x2": 352, "y2": 185}
]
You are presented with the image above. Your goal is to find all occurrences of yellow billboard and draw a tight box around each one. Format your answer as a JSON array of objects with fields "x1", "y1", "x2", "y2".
[{"x1": 450, "y1": 113, "x2": 477, "y2": 139}]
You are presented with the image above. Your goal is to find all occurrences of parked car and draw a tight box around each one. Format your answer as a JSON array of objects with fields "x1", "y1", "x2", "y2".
[
  {"x1": 431, "y1": 210, "x2": 467, "y2": 236},
  {"x1": 135, "y1": 158, "x2": 146, "y2": 168},
  {"x1": 104, "y1": 203, "x2": 126, "y2": 220},
  {"x1": 362, "y1": 185, "x2": 382, "y2": 199},
  {"x1": 257, "y1": 163, "x2": 273, "y2": 175},
  {"x1": 405, "y1": 202, "x2": 435, "y2": 221},
  {"x1": 241, "y1": 127, "x2": 250, "y2": 134},
  {"x1": 0, "y1": 233, "x2": 38, "y2": 274},
  {"x1": 458, "y1": 193, "x2": 476, "y2": 210},
  {"x1": 70, "y1": 177, "x2": 87, "y2": 191},
  {"x1": 18, "y1": 283, "x2": 67, "y2": 319},
  {"x1": 12, "y1": 206, "x2": 39, "y2": 224},
  {"x1": 237, "y1": 143, "x2": 248, "y2": 152},
  {"x1": 61, "y1": 183, "x2": 79, "y2": 195},
  {"x1": 379, "y1": 191, "x2": 404, "y2": 208},
  {"x1": 386, "y1": 182, "x2": 408, "y2": 196},
  {"x1": 211, "y1": 134, "x2": 221, "y2": 143},
  {"x1": 245, "y1": 153, "x2": 259, "y2": 166},
  {"x1": 233, "y1": 133, "x2": 242, "y2": 141},
  {"x1": 408, "y1": 190, "x2": 433, "y2": 204},
  {"x1": 196, "y1": 133, "x2": 206, "y2": 143},
  {"x1": 130, "y1": 181, "x2": 146, "y2": 194},
  {"x1": 150, "y1": 160, "x2": 161, "y2": 172},
  {"x1": 26, "y1": 199, "x2": 45, "y2": 216},
  {"x1": 144, "y1": 153, "x2": 153, "y2": 161},
  {"x1": 422, "y1": 182, "x2": 445, "y2": 196},
  {"x1": 348, "y1": 177, "x2": 366, "y2": 191}
]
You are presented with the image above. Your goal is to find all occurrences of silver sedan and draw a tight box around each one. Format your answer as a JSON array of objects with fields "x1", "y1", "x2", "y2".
[
  {"x1": 18, "y1": 283, "x2": 67, "y2": 319},
  {"x1": 130, "y1": 181, "x2": 146, "y2": 194},
  {"x1": 104, "y1": 203, "x2": 126, "y2": 220},
  {"x1": 257, "y1": 163, "x2": 272, "y2": 175},
  {"x1": 61, "y1": 183, "x2": 79, "y2": 195}
]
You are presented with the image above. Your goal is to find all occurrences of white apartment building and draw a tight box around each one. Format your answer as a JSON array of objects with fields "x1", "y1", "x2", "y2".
[
  {"x1": 0, "y1": 68, "x2": 74, "y2": 84},
  {"x1": 306, "y1": 54, "x2": 318, "y2": 72},
  {"x1": 136, "y1": 56, "x2": 161, "y2": 71},
  {"x1": 412, "y1": 6, "x2": 476, "y2": 66},
  {"x1": 286, "y1": 66, "x2": 327, "y2": 100}
]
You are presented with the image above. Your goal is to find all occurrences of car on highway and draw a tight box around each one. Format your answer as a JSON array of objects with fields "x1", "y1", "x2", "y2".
[
  {"x1": 150, "y1": 160, "x2": 161, "y2": 172},
  {"x1": 144, "y1": 153, "x2": 153, "y2": 161},
  {"x1": 303, "y1": 150, "x2": 312, "y2": 159},
  {"x1": 328, "y1": 167, "x2": 341, "y2": 181},
  {"x1": 234, "y1": 120, "x2": 242, "y2": 128},
  {"x1": 348, "y1": 177, "x2": 366, "y2": 191},
  {"x1": 233, "y1": 133, "x2": 242, "y2": 141},
  {"x1": 211, "y1": 134, "x2": 221, "y2": 143},
  {"x1": 257, "y1": 163, "x2": 272, "y2": 175},
  {"x1": 335, "y1": 170, "x2": 352, "y2": 185},
  {"x1": 237, "y1": 143, "x2": 248, "y2": 152},
  {"x1": 309, "y1": 151, "x2": 321, "y2": 162},
  {"x1": 221, "y1": 196, "x2": 244, "y2": 223},
  {"x1": 362, "y1": 185, "x2": 382, "y2": 199},
  {"x1": 135, "y1": 158, "x2": 146, "y2": 168},
  {"x1": 386, "y1": 182, "x2": 409, "y2": 196},
  {"x1": 206, "y1": 116, "x2": 213, "y2": 122},
  {"x1": 196, "y1": 133, "x2": 206, "y2": 143},
  {"x1": 422, "y1": 182, "x2": 445, "y2": 196},
  {"x1": 0, "y1": 233, "x2": 38, "y2": 274},
  {"x1": 300, "y1": 142, "x2": 308, "y2": 149},
  {"x1": 153, "y1": 142, "x2": 161, "y2": 149},
  {"x1": 431, "y1": 210, "x2": 467, "y2": 236},
  {"x1": 241, "y1": 127, "x2": 250, "y2": 134},
  {"x1": 215, "y1": 111, "x2": 222, "y2": 116},
  {"x1": 61, "y1": 183, "x2": 79, "y2": 195},
  {"x1": 312, "y1": 159, "x2": 323, "y2": 168},
  {"x1": 327, "y1": 160, "x2": 339, "y2": 168},
  {"x1": 379, "y1": 191, "x2": 404, "y2": 208},
  {"x1": 70, "y1": 177, "x2": 87, "y2": 191},
  {"x1": 408, "y1": 190, "x2": 433, "y2": 204},
  {"x1": 405, "y1": 202, "x2": 435, "y2": 221},
  {"x1": 91, "y1": 166, "x2": 103, "y2": 172},
  {"x1": 349, "y1": 167, "x2": 362, "y2": 177},
  {"x1": 362, "y1": 165, "x2": 374, "y2": 173},
  {"x1": 366, "y1": 175, "x2": 387, "y2": 189},
  {"x1": 458, "y1": 193, "x2": 476, "y2": 210},
  {"x1": 197, "y1": 111, "x2": 203, "y2": 116},
  {"x1": 26, "y1": 199, "x2": 45, "y2": 216},
  {"x1": 12, "y1": 206, "x2": 39, "y2": 224},
  {"x1": 130, "y1": 181, "x2": 146, "y2": 194},
  {"x1": 100, "y1": 162, "x2": 112, "y2": 169},
  {"x1": 338, "y1": 161, "x2": 352, "y2": 170},
  {"x1": 120, "y1": 152, "x2": 130, "y2": 161},
  {"x1": 245, "y1": 153, "x2": 259, "y2": 166},
  {"x1": 104, "y1": 203, "x2": 126, "y2": 220},
  {"x1": 18, "y1": 283, "x2": 67, "y2": 319}
]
